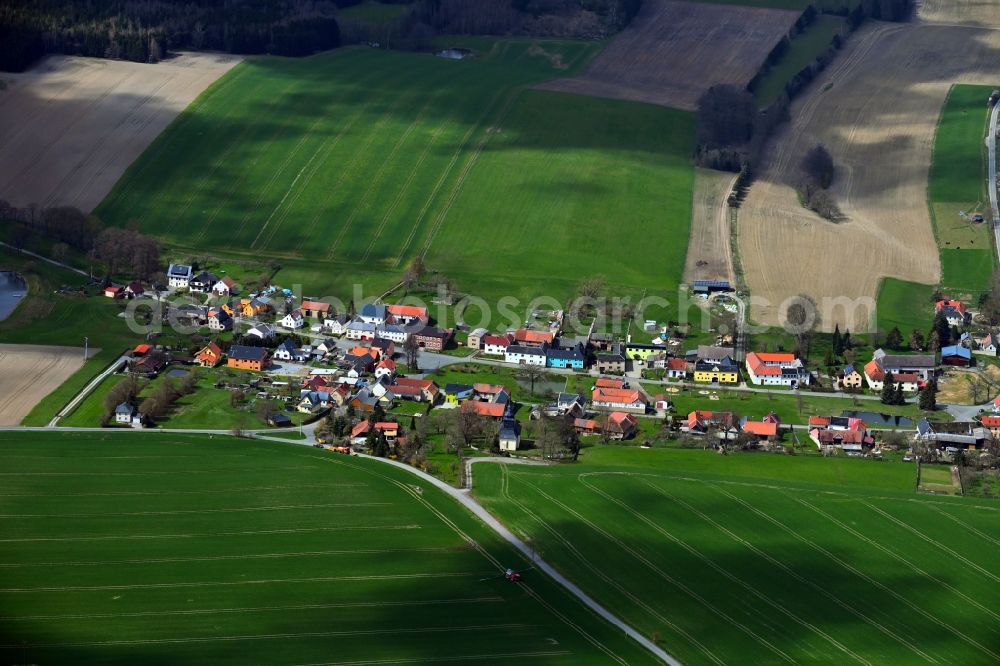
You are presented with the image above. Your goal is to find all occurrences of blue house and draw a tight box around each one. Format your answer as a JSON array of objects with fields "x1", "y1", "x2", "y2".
[{"x1": 546, "y1": 344, "x2": 586, "y2": 370}]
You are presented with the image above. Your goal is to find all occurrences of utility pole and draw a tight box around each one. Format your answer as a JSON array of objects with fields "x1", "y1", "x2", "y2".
[{"x1": 84, "y1": 336, "x2": 88, "y2": 360}]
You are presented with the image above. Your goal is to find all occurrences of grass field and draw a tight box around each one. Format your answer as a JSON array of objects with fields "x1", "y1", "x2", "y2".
[
  {"x1": 875, "y1": 278, "x2": 936, "y2": 337},
  {"x1": 474, "y1": 446, "x2": 1000, "y2": 665},
  {"x1": 927, "y1": 85, "x2": 996, "y2": 296},
  {"x1": 753, "y1": 15, "x2": 845, "y2": 106},
  {"x1": 95, "y1": 41, "x2": 696, "y2": 305},
  {"x1": 0, "y1": 433, "x2": 658, "y2": 665}
]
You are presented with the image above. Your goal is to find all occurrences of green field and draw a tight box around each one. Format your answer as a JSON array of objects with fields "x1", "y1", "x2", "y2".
[
  {"x1": 0, "y1": 433, "x2": 657, "y2": 665},
  {"x1": 753, "y1": 15, "x2": 845, "y2": 106},
  {"x1": 95, "y1": 41, "x2": 696, "y2": 305},
  {"x1": 474, "y1": 447, "x2": 1000, "y2": 665},
  {"x1": 875, "y1": 278, "x2": 936, "y2": 337}
]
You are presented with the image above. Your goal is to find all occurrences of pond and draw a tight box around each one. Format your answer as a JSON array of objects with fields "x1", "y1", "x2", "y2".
[
  {"x1": 0, "y1": 272, "x2": 26, "y2": 322},
  {"x1": 840, "y1": 410, "x2": 913, "y2": 429}
]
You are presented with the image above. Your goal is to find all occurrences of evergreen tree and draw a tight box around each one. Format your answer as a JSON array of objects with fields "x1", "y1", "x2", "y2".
[
  {"x1": 880, "y1": 372, "x2": 896, "y2": 405},
  {"x1": 932, "y1": 311, "x2": 951, "y2": 348},
  {"x1": 832, "y1": 324, "x2": 843, "y2": 356},
  {"x1": 909, "y1": 329, "x2": 925, "y2": 351},
  {"x1": 893, "y1": 382, "x2": 905, "y2": 406},
  {"x1": 919, "y1": 380, "x2": 937, "y2": 411},
  {"x1": 842, "y1": 329, "x2": 852, "y2": 350},
  {"x1": 885, "y1": 326, "x2": 903, "y2": 350}
]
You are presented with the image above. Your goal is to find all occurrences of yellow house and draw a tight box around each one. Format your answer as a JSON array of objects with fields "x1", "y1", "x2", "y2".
[
  {"x1": 693, "y1": 360, "x2": 739, "y2": 384},
  {"x1": 626, "y1": 342, "x2": 664, "y2": 361}
]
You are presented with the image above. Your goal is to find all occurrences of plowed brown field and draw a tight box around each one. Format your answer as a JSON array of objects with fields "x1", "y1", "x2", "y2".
[
  {"x1": 0, "y1": 344, "x2": 86, "y2": 425},
  {"x1": 918, "y1": 0, "x2": 1000, "y2": 28},
  {"x1": 0, "y1": 52, "x2": 240, "y2": 212},
  {"x1": 685, "y1": 168, "x2": 737, "y2": 284},
  {"x1": 738, "y1": 21, "x2": 1000, "y2": 330},
  {"x1": 537, "y1": 0, "x2": 801, "y2": 111}
]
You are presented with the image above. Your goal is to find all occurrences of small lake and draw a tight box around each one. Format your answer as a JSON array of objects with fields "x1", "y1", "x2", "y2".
[{"x1": 0, "y1": 272, "x2": 26, "y2": 321}]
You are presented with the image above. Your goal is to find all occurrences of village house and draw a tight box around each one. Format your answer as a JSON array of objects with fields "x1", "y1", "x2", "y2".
[
  {"x1": 374, "y1": 358, "x2": 396, "y2": 380},
  {"x1": 315, "y1": 339, "x2": 338, "y2": 355},
  {"x1": 838, "y1": 364, "x2": 864, "y2": 390},
  {"x1": 115, "y1": 402, "x2": 136, "y2": 425},
  {"x1": 745, "y1": 352, "x2": 811, "y2": 387},
  {"x1": 443, "y1": 383, "x2": 474, "y2": 406},
  {"x1": 740, "y1": 412, "x2": 781, "y2": 443},
  {"x1": 300, "y1": 300, "x2": 331, "y2": 318},
  {"x1": 514, "y1": 328, "x2": 555, "y2": 347},
  {"x1": 546, "y1": 344, "x2": 586, "y2": 369},
  {"x1": 280, "y1": 309, "x2": 305, "y2": 330},
  {"x1": 188, "y1": 271, "x2": 217, "y2": 294},
  {"x1": 195, "y1": 342, "x2": 223, "y2": 368},
  {"x1": 345, "y1": 321, "x2": 377, "y2": 341},
  {"x1": 605, "y1": 411, "x2": 638, "y2": 440},
  {"x1": 351, "y1": 421, "x2": 400, "y2": 446},
  {"x1": 246, "y1": 323, "x2": 276, "y2": 340},
  {"x1": 980, "y1": 415, "x2": 1000, "y2": 440},
  {"x1": 506, "y1": 344, "x2": 547, "y2": 366},
  {"x1": 386, "y1": 304, "x2": 428, "y2": 325},
  {"x1": 323, "y1": 314, "x2": 352, "y2": 336},
  {"x1": 131, "y1": 354, "x2": 166, "y2": 379},
  {"x1": 207, "y1": 308, "x2": 232, "y2": 331},
  {"x1": 684, "y1": 411, "x2": 738, "y2": 439},
  {"x1": 392, "y1": 377, "x2": 440, "y2": 403},
  {"x1": 862, "y1": 360, "x2": 922, "y2": 393},
  {"x1": 975, "y1": 333, "x2": 998, "y2": 356},
  {"x1": 273, "y1": 340, "x2": 305, "y2": 363},
  {"x1": 166, "y1": 263, "x2": 193, "y2": 289},
  {"x1": 461, "y1": 400, "x2": 508, "y2": 419},
  {"x1": 124, "y1": 281, "x2": 145, "y2": 299},
  {"x1": 212, "y1": 276, "x2": 238, "y2": 297},
  {"x1": 358, "y1": 303, "x2": 388, "y2": 325},
  {"x1": 869, "y1": 348, "x2": 936, "y2": 382},
  {"x1": 808, "y1": 415, "x2": 872, "y2": 453},
  {"x1": 376, "y1": 323, "x2": 409, "y2": 343},
  {"x1": 588, "y1": 332, "x2": 616, "y2": 352},
  {"x1": 482, "y1": 333, "x2": 514, "y2": 356},
  {"x1": 467, "y1": 328, "x2": 489, "y2": 350},
  {"x1": 103, "y1": 285, "x2": 124, "y2": 299},
  {"x1": 574, "y1": 417, "x2": 600, "y2": 436},
  {"x1": 595, "y1": 343, "x2": 628, "y2": 374},
  {"x1": 412, "y1": 326, "x2": 452, "y2": 351},
  {"x1": 625, "y1": 341, "x2": 664, "y2": 362},
  {"x1": 498, "y1": 418, "x2": 521, "y2": 451},
  {"x1": 297, "y1": 390, "x2": 332, "y2": 415},
  {"x1": 227, "y1": 345, "x2": 271, "y2": 372},
  {"x1": 350, "y1": 386, "x2": 394, "y2": 413},
  {"x1": 591, "y1": 386, "x2": 646, "y2": 414},
  {"x1": 936, "y1": 298, "x2": 969, "y2": 327},
  {"x1": 693, "y1": 357, "x2": 739, "y2": 384},
  {"x1": 555, "y1": 392, "x2": 586, "y2": 418},
  {"x1": 665, "y1": 357, "x2": 688, "y2": 379},
  {"x1": 595, "y1": 377, "x2": 626, "y2": 390}
]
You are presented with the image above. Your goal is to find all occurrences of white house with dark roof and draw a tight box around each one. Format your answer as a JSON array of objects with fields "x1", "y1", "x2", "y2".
[{"x1": 166, "y1": 263, "x2": 193, "y2": 289}]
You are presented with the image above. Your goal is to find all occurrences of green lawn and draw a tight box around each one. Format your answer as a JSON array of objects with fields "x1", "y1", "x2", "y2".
[
  {"x1": 753, "y1": 15, "x2": 845, "y2": 106},
  {"x1": 0, "y1": 432, "x2": 657, "y2": 665},
  {"x1": 94, "y1": 40, "x2": 696, "y2": 307},
  {"x1": 338, "y1": 1, "x2": 406, "y2": 24},
  {"x1": 940, "y1": 247, "x2": 994, "y2": 294},
  {"x1": 875, "y1": 277, "x2": 936, "y2": 337},
  {"x1": 474, "y1": 446, "x2": 1000, "y2": 665}
]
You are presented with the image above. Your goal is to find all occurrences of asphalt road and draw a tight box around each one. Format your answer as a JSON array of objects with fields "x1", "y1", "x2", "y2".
[{"x1": 988, "y1": 100, "x2": 1000, "y2": 257}]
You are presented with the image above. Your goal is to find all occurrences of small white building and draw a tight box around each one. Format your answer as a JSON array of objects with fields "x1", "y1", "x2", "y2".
[
  {"x1": 246, "y1": 323, "x2": 276, "y2": 340},
  {"x1": 280, "y1": 310, "x2": 305, "y2": 330},
  {"x1": 505, "y1": 344, "x2": 547, "y2": 366},
  {"x1": 114, "y1": 402, "x2": 135, "y2": 425},
  {"x1": 323, "y1": 314, "x2": 352, "y2": 336},
  {"x1": 345, "y1": 321, "x2": 377, "y2": 341},
  {"x1": 376, "y1": 324, "x2": 409, "y2": 343},
  {"x1": 166, "y1": 263, "x2": 193, "y2": 289}
]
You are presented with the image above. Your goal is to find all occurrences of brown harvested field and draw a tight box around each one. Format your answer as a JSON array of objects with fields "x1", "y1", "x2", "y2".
[
  {"x1": 738, "y1": 21, "x2": 1000, "y2": 330},
  {"x1": 0, "y1": 344, "x2": 87, "y2": 425},
  {"x1": 918, "y1": 0, "x2": 1000, "y2": 29},
  {"x1": 537, "y1": 0, "x2": 801, "y2": 111},
  {"x1": 0, "y1": 52, "x2": 241, "y2": 212},
  {"x1": 684, "y1": 168, "x2": 737, "y2": 284}
]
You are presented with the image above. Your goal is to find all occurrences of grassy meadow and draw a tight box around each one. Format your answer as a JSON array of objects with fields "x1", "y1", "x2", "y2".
[
  {"x1": 0, "y1": 433, "x2": 657, "y2": 665},
  {"x1": 96, "y1": 41, "x2": 696, "y2": 305},
  {"x1": 753, "y1": 15, "x2": 845, "y2": 106},
  {"x1": 474, "y1": 446, "x2": 1000, "y2": 665}
]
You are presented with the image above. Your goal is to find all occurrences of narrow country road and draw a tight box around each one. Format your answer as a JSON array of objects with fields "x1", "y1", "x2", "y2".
[
  {"x1": 353, "y1": 452, "x2": 682, "y2": 666},
  {"x1": 987, "y1": 99, "x2": 1000, "y2": 259},
  {"x1": 0, "y1": 242, "x2": 90, "y2": 278},
  {"x1": 47, "y1": 354, "x2": 126, "y2": 427}
]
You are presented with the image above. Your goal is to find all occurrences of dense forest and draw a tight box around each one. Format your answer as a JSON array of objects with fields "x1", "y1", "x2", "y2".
[{"x1": 0, "y1": 0, "x2": 343, "y2": 72}]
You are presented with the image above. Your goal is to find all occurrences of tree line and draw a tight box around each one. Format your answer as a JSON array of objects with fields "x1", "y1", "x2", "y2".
[{"x1": 0, "y1": 1, "x2": 343, "y2": 72}]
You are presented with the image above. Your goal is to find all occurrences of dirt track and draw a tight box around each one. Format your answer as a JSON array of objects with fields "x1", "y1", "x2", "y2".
[
  {"x1": 685, "y1": 168, "x2": 737, "y2": 284},
  {"x1": 738, "y1": 21, "x2": 1000, "y2": 330},
  {"x1": 0, "y1": 344, "x2": 88, "y2": 425},
  {"x1": 918, "y1": 0, "x2": 1000, "y2": 28},
  {"x1": 0, "y1": 52, "x2": 240, "y2": 212},
  {"x1": 537, "y1": 0, "x2": 800, "y2": 111}
]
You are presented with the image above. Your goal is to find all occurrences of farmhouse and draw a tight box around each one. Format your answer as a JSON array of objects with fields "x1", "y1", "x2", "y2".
[
  {"x1": 273, "y1": 340, "x2": 305, "y2": 362},
  {"x1": 300, "y1": 300, "x2": 331, "y2": 318},
  {"x1": 358, "y1": 304, "x2": 388, "y2": 325},
  {"x1": 247, "y1": 323, "x2": 276, "y2": 340},
  {"x1": 376, "y1": 323, "x2": 409, "y2": 343},
  {"x1": 212, "y1": 276, "x2": 238, "y2": 296},
  {"x1": 207, "y1": 308, "x2": 232, "y2": 331},
  {"x1": 188, "y1": 271, "x2": 217, "y2": 294},
  {"x1": 351, "y1": 421, "x2": 400, "y2": 446},
  {"x1": 591, "y1": 387, "x2": 646, "y2": 414},
  {"x1": 745, "y1": 352, "x2": 810, "y2": 387},
  {"x1": 346, "y1": 321, "x2": 377, "y2": 341},
  {"x1": 124, "y1": 282, "x2": 145, "y2": 298},
  {"x1": 412, "y1": 326, "x2": 452, "y2": 351},
  {"x1": 195, "y1": 342, "x2": 223, "y2": 368},
  {"x1": 980, "y1": 415, "x2": 1000, "y2": 440},
  {"x1": 386, "y1": 303, "x2": 428, "y2": 324},
  {"x1": 323, "y1": 314, "x2": 352, "y2": 336},
  {"x1": 547, "y1": 344, "x2": 586, "y2": 369},
  {"x1": 740, "y1": 417, "x2": 778, "y2": 442},
  {"x1": 693, "y1": 357, "x2": 739, "y2": 384},
  {"x1": 461, "y1": 399, "x2": 508, "y2": 419},
  {"x1": 114, "y1": 402, "x2": 135, "y2": 425},
  {"x1": 392, "y1": 377, "x2": 440, "y2": 403},
  {"x1": 685, "y1": 411, "x2": 738, "y2": 438},
  {"x1": 514, "y1": 328, "x2": 554, "y2": 347},
  {"x1": 166, "y1": 263, "x2": 193, "y2": 289},
  {"x1": 869, "y1": 348, "x2": 936, "y2": 381},
  {"x1": 838, "y1": 365, "x2": 863, "y2": 390},
  {"x1": 506, "y1": 344, "x2": 547, "y2": 366},
  {"x1": 227, "y1": 345, "x2": 271, "y2": 372},
  {"x1": 808, "y1": 415, "x2": 872, "y2": 453},
  {"x1": 625, "y1": 341, "x2": 664, "y2": 361},
  {"x1": 595, "y1": 343, "x2": 628, "y2": 374},
  {"x1": 605, "y1": 411, "x2": 638, "y2": 440},
  {"x1": 665, "y1": 357, "x2": 688, "y2": 379},
  {"x1": 297, "y1": 390, "x2": 331, "y2": 415},
  {"x1": 935, "y1": 299, "x2": 969, "y2": 327},
  {"x1": 915, "y1": 418, "x2": 992, "y2": 450},
  {"x1": 482, "y1": 333, "x2": 514, "y2": 356}
]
